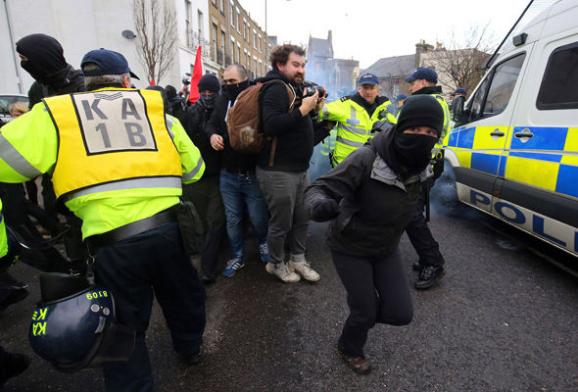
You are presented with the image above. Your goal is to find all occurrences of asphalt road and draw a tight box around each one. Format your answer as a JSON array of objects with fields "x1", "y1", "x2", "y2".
[{"x1": 1, "y1": 203, "x2": 577, "y2": 392}]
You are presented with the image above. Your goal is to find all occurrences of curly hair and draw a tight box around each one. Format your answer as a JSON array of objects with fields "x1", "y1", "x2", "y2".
[{"x1": 269, "y1": 44, "x2": 306, "y2": 70}]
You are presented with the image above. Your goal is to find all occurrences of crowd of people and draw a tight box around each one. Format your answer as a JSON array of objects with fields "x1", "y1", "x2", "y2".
[{"x1": 0, "y1": 32, "x2": 457, "y2": 390}]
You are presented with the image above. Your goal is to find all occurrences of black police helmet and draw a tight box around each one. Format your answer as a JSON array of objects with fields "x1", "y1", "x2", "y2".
[{"x1": 29, "y1": 273, "x2": 135, "y2": 373}]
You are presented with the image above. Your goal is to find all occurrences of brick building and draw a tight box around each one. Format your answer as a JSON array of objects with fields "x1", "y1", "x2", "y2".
[{"x1": 207, "y1": 0, "x2": 270, "y2": 78}]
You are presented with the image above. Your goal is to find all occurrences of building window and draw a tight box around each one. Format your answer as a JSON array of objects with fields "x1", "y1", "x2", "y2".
[
  {"x1": 236, "y1": 8, "x2": 240, "y2": 32},
  {"x1": 230, "y1": 1, "x2": 234, "y2": 26},
  {"x1": 237, "y1": 45, "x2": 241, "y2": 65},
  {"x1": 231, "y1": 38, "x2": 236, "y2": 63},
  {"x1": 220, "y1": 30, "x2": 226, "y2": 65},
  {"x1": 185, "y1": 0, "x2": 192, "y2": 47},
  {"x1": 211, "y1": 23, "x2": 218, "y2": 62},
  {"x1": 219, "y1": 0, "x2": 224, "y2": 13},
  {"x1": 253, "y1": 29, "x2": 257, "y2": 49},
  {"x1": 197, "y1": 10, "x2": 204, "y2": 48}
]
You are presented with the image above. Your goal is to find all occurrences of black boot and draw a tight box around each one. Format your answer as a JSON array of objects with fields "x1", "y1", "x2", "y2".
[{"x1": 415, "y1": 265, "x2": 445, "y2": 290}]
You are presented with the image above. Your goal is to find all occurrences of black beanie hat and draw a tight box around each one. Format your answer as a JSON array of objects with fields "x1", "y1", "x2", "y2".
[
  {"x1": 198, "y1": 74, "x2": 220, "y2": 93},
  {"x1": 396, "y1": 95, "x2": 444, "y2": 138}
]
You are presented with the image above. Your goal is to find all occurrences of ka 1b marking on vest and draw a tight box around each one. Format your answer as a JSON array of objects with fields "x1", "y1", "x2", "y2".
[
  {"x1": 459, "y1": 184, "x2": 578, "y2": 256},
  {"x1": 72, "y1": 91, "x2": 158, "y2": 155},
  {"x1": 31, "y1": 307, "x2": 49, "y2": 336}
]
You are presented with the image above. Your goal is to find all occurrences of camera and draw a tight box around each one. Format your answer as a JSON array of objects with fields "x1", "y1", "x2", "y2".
[{"x1": 302, "y1": 81, "x2": 327, "y2": 99}]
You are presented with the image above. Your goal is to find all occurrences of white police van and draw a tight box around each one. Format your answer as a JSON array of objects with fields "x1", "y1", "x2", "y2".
[{"x1": 446, "y1": 0, "x2": 578, "y2": 258}]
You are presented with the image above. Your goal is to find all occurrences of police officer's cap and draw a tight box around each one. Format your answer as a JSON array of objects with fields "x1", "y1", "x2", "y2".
[
  {"x1": 81, "y1": 48, "x2": 140, "y2": 80},
  {"x1": 357, "y1": 73, "x2": 379, "y2": 86},
  {"x1": 405, "y1": 67, "x2": 438, "y2": 84}
]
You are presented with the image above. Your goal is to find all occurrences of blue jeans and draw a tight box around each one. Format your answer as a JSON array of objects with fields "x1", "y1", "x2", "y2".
[{"x1": 220, "y1": 170, "x2": 269, "y2": 259}]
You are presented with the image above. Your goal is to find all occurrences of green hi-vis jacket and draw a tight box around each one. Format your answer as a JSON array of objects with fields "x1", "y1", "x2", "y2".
[
  {"x1": 0, "y1": 199, "x2": 7, "y2": 258},
  {"x1": 0, "y1": 88, "x2": 205, "y2": 239},
  {"x1": 319, "y1": 96, "x2": 397, "y2": 166}
]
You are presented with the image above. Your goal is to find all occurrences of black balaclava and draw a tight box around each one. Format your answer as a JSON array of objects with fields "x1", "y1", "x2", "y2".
[
  {"x1": 198, "y1": 74, "x2": 220, "y2": 110},
  {"x1": 222, "y1": 79, "x2": 250, "y2": 102},
  {"x1": 384, "y1": 95, "x2": 444, "y2": 176},
  {"x1": 16, "y1": 34, "x2": 67, "y2": 84}
]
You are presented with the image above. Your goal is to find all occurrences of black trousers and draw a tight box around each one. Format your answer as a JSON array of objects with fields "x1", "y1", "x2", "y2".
[
  {"x1": 405, "y1": 191, "x2": 445, "y2": 268},
  {"x1": 183, "y1": 176, "x2": 226, "y2": 278},
  {"x1": 332, "y1": 248, "x2": 413, "y2": 357},
  {"x1": 94, "y1": 222, "x2": 206, "y2": 392}
]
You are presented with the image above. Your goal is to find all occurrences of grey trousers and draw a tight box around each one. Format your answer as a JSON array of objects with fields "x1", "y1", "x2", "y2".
[{"x1": 256, "y1": 168, "x2": 309, "y2": 264}]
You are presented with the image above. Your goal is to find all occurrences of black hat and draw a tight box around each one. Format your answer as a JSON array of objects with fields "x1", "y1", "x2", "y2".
[
  {"x1": 198, "y1": 74, "x2": 220, "y2": 93},
  {"x1": 396, "y1": 95, "x2": 444, "y2": 138}
]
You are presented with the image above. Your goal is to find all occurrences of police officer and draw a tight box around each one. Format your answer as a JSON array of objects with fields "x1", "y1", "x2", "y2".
[
  {"x1": 0, "y1": 49, "x2": 206, "y2": 391},
  {"x1": 0, "y1": 198, "x2": 30, "y2": 387},
  {"x1": 318, "y1": 73, "x2": 397, "y2": 167},
  {"x1": 404, "y1": 67, "x2": 451, "y2": 289}
]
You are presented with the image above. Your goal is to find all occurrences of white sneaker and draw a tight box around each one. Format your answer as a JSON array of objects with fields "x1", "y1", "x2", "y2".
[
  {"x1": 289, "y1": 255, "x2": 320, "y2": 282},
  {"x1": 265, "y1": 262, "x2": 300, "y2": 283}
]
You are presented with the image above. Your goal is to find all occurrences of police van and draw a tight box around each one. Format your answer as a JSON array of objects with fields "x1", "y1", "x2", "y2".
[{"x1": 446, "y1": 0, "x2": 578, "y2": 258}]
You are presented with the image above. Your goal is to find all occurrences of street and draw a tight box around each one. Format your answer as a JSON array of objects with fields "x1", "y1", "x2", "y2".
[{"x1": 1, "y1": 203, "x2": 577, "y2": 392}]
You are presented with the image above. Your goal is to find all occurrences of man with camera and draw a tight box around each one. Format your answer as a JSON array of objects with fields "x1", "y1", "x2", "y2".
[
  {"x1": 318, "y1": 73, "x2": 397, "y2": 167},
  {"x1": 256, "y1": 44, "x2": 329, "y2": 283}
]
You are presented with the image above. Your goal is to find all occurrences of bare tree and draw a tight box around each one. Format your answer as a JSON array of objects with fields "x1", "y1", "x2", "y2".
[
  {"x1": 422, "y1": 25, "x2": 496, "y2": 94},
  {"x1": 133, "y1": 0, "x2": 177, "y2": 84}
]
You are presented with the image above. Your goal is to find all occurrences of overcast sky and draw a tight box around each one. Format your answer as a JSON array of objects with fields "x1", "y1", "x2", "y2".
[{"x1": 243, "y1": 0, "x2": 549, "y2": 69}]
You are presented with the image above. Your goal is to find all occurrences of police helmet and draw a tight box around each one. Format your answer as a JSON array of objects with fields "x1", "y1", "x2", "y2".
[{"x1": 29, "y1": 273, "x2": 135, "y2": 373}]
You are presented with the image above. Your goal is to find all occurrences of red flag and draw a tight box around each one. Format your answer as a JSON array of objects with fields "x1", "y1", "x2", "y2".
[{"x1": 188, "y1": 46, "x2": 203, "y2": 104}]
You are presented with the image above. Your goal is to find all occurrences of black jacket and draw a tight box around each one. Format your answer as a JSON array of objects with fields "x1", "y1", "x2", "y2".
[
  {"x1": 412, "y1": 85, "x2": 443, "y2": 97},
  {"x1": 205, "y1": 93, "x2": 258, "y2": 173},
  {"x1": 305, "y1": 131, "x2": 431, "y2": 257},
  {"x1": 179, "y1": 102, "x2": 221, "y2": 177},
  {"x1": 257, "y1": 70, "x2": 328, "y2": 172},
  {"x1": 27, "y1": 65, "x2": 85, "y2": 107}
]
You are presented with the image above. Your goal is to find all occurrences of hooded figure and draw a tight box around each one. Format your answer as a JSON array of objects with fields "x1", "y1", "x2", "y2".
[
  {"x1": 16, "y1": 34, "x2": 85, "y2": 106},
  {"x1": 304, "y1": 95, "x2": 442, "y2": 375}
]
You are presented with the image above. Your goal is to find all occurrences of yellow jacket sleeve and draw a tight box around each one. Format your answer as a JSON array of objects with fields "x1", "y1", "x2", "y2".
[
  {"x1": 166, "y1": 115, "x2": 205, "y2": 184},
  {"x1": 0, "y1": 199, "x2": 7, "y2": 259},
  {"x1": 319, "y1": 99, "x2": 351, "y2": 123},
  {"x1": 0, "y1": 103, "x2": 57, "y2": 183}
]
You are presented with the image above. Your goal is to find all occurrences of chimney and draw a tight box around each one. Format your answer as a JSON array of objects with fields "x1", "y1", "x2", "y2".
[
  {"x1": 328, "y1": 30, "x2": 333, "y2": 44},
  {"x1": 415, "y1": 40, "x2": 434, "y2": 66}
]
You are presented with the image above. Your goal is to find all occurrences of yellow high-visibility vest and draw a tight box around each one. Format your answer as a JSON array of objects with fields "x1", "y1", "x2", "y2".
[
  {"x1": 43, "y1": 89, "x2": 182, "y2": 200},
  {"x1": 320, "y1": 97, "x2": 397, "y2": 166}
]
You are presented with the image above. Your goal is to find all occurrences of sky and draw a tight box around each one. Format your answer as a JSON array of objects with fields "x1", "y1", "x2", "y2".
[{"x1": 243, "y1": 0, "x2": 551, "y2": 69}]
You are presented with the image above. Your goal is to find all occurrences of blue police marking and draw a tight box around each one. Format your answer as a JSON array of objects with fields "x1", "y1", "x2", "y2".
[
  {"x1": 533, "y1": 216, "x2": 566, "y2": 247},
  {"x1": 495, "y1": 201, "x2": 526, "y2": 224},
  {"x1": 468, "y1": 189, "x2": 576, "y2": 255},
  {"x1": 470, "y1": 190, "x2": 490, "y2": 208}
]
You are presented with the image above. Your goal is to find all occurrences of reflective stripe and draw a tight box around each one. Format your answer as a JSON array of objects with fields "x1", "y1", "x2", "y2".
[
  {"x1": 336, "y1": 137, "x2": 365, "y2": 148},
  {"x1": 341, "y1": 124, "x2": 368, "y2": 135},
  {"x1": 0, "y1": 134, "x2": 42, "y2": 179},
  {"x1": 65, "y1": 176, "x2": 182, "y2": 200},
  {"x1": 165, "y1": 116, "x2": 175, "y2": 139},
  {"x1": 183, "y1": 158, "x2": 204, "y2": 181}
]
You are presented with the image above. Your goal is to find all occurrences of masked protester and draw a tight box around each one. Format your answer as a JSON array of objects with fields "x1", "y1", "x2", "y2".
[
  {"x1": 180, "y1": 74, "x2": 226, "y2": 283},
  {"x1": 304, "y1": 95, "x2": 444, "y2": 375},
  {"x1": 16, "y1": 34, "x2": 85, "y2": 107},
  {"x1": 15, "y1": 33, "x2": 86, "y2": 268},
  {"x1": 205, "y1": 64, "x2": 270, "y2": 280}
]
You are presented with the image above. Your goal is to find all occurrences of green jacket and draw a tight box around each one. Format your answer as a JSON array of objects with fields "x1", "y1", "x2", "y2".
[
  {"x1": 0, "y1": 89, "x2": 205, "y2": 239},
  {"x1": 319, "y1": 95, "x2": 396, "y2": 166}
]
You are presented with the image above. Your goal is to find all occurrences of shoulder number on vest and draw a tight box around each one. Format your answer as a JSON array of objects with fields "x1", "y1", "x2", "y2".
[{"x1": 72, "y1": 91, "x2": 157, "y2": 155}]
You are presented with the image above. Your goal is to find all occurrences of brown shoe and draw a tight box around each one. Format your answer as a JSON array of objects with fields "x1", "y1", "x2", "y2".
[{"x1": 337, "y1": 347, "x2": 372, "y2": 375}]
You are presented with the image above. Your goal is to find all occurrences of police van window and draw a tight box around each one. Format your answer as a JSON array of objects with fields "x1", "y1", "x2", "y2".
[
  {"x1": 537, "y1": 42, "x2": 578, "y2": 110},
  {"x1": 482, "y1": 53, "x2": 526, "y2": 118},
  {"x1": 467, "y1": 77, "x2": 490, "y2": 121}
]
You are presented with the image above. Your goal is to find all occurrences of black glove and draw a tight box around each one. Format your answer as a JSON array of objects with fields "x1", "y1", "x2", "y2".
[{"x1": 310, "y1": 198, "x2": 340, "y2": 222}]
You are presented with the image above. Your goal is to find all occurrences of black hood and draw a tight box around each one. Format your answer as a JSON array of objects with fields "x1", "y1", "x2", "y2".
[
  {"x1": 16, "y1": 34, "x2": 68, "y2": 84},
  {"x1": 412, "y1": 85, "x2": 443, "y2": 96}
]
